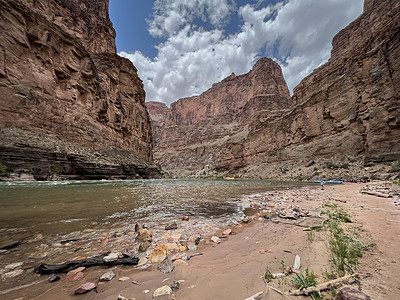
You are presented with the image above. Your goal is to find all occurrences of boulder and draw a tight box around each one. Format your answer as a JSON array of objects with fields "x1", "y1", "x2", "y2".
[
  {"x1": 336, "y1": 287, "x2": 371, "y2": 300},
  {"x1": 150, "y1": 245, "x2": 167, "y2": 263}
]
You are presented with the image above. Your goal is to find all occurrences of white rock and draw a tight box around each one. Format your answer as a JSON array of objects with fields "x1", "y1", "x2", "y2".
[
  {"x1": 211, "y1": 236, "x2": 221, "y2": 244},
  {"x1": 99, "y1": 270, "x2": 115, "y2": 281},
  {"x1": 1, "y1": 269, "x2": 23, "y2": 279},
  {"x1": 103, "y1": 252, "x2": 119, "y2": 262},
  {"x1": 293, "y1": 254, "x2": 301, "y2": 270},
  {"x1": 5, "y1": 262, "x2": 23, "y2": 271},
  {"x1": 153, "y1": 285, "x2": 172, "y2": 297}
]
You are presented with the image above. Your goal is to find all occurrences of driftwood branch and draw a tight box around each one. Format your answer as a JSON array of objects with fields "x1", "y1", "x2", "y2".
[
  {"x1": 286, "y1": 273, "x2": 359, "y2": 296},
  {"x1": 34, "y1": 252, "x2": 139, "y2": 275}
]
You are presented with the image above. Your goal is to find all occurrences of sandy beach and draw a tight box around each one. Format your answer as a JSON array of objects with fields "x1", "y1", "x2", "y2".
[{"x1": 2, "y1": 182, "x2": 399, "y2": 300}]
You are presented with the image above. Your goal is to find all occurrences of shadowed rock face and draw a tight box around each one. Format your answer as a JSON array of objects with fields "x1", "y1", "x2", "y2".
[
  {"x1": 149, "y1": 0, "x2": 400, "y2": 177},
  {"x1": 150, "y1": 58, "x2": 291, "y2": 175},
  {"x1": 146, "y1": 101, "x2": 170, "y2": 149},
  {"x1": 0, "y1": 0, "x2": 159, "y2": 180}
]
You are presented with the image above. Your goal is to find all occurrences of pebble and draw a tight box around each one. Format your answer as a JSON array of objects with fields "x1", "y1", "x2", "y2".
[
  {"x1": 1, "y1": 269, "x2": 23, "y2": 279},
  {"x1": 157, "y1": 257, "x2": 175, "y2": 274},
  {"x1": 182, "y1": 216, "x2": 189, "y2": 221},
  {"x1": 165, "y1": 222, "x2": 178, "y2": 230},
  {"x1": 99, "y1": 270, "x2": 115, "y2": 281},
  {"x1": 119, "y1": 276, "x2": 130, "y2": 281},
  {"x1": 222, "y1": 229, "x2": 232, "y2": 236},
  {"x1": 66, "y1": 266, "x2": 85, "y2": 276},
  {"x1": 5, "y1": 262, "x2": 23, "y2": 271},
  {"x1": 66, "y1": 271, "x2": 84, "y2": 282},
  {"x1": 135, "y1": 229, "x2": 151, "y2": 243},
  {"x1": 117, "y1": 294, "x2": 136, "y2": 300},
  {"x1": 103, "y1": 252, "x2": 119, "y2": 262},
  {"x1": 137, "y1": 257, "x2": 149, "y2": 266},
  {"x1": 186, "y1": 242, "x2": 197, "y2": 250},
  {"x1": 74, "y1": 282, "x2": 96, "y2": 294},
  {"x1": 47, "y1": 274, "x2": 60, "y2": 282},
  {"x1": 143, "y1": 290, "x2": 150, "y2": 294},
  {"x1": 153, "y1": 285, "x2": 173, "y2": 297},
  {"x1": 293, "y1": 254, "x2": 301, "y2": 270},
  {"x1": 211, "y1": 236, "x2": 221, "y2": 244},
  {"x1": 165, "y1": 243, "x2": 180, "y2": 255},
  {"x1": 173, "y1": 259, "x2": 188, "y2": 266}
]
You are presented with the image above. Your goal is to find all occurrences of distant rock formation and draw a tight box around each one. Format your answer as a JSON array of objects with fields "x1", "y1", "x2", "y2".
[
  {"x1": 146, "y1": 101, "x2": 169, "y2": 149},
  {"x1": 149, "y1": 0, "x2": 400, "y2": 178},
  {"x1": 150, "y1": 58, "x2": 291, "y2": 175},
  {"x1": 0, "y1": 0, "x2": 159, "y2": 180}
]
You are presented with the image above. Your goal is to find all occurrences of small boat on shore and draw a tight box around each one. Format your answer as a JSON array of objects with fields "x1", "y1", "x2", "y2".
[{"x1": 314, "y1": 180, "x2": 343, "y2": 184}]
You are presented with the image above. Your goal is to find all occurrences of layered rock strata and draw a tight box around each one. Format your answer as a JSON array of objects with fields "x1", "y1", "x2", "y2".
[
  {"x1": 0, "y1": 0, "x2": 159, "y2": 180},
  {"x1": 244, "y1": 0, "x2": 400, "y2": 174},
  {"x1": 151, "y1": 58, "x2": 291, "y2": 175},
  {"x1": 151, "y1": 0, "x2": 400, "y2": 177}
]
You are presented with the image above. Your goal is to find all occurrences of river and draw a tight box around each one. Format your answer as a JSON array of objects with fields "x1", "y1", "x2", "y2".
[{"x1": 0, "y1": 179, "x2": 307, "y2": 245}]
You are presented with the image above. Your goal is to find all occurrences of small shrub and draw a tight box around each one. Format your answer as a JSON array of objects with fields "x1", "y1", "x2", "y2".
[{"x1": 0, "y1": 162, "x2": 10, "y2": 177}]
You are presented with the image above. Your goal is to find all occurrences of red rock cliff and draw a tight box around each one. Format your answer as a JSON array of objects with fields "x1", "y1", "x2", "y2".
[
  {"x1": 243, "y1": 0, "x2": 400, "y2": 175},
  {"x1": 151, "y1": 58, "x2": 291, "y2": 175},
  {"x1": 0, "y1": 0, "x2": 159, "y2": 180},
  {"x1": 149, "y1": 0, "x2": 399, "y2": 177}
]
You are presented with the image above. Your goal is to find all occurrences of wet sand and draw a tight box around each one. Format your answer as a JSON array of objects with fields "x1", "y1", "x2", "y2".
[{"x1": 2, "y1": 183, "x2": 400, "y2": 300}]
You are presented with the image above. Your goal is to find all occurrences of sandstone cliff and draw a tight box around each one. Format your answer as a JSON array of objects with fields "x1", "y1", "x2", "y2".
[
  {"x1": 242, "y1": 0, "x2": 400, "y2": 178},
  {"x1": 151, "y1": 58, "x2": 291, "y2": 175},
  {"x1": 145, "y1": 101, "x2": 169, "y2": 149},
  {"x1": 0, "y1": 0, "x2": 159, "y2": 180},
  {"x1": 150, "y1": 0, "x2": 400, "y2": 179}
]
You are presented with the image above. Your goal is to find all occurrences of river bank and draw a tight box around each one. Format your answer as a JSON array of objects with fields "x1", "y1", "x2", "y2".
[{"x1": 1, "y1": 182, "x2": 399, "y2": 299}]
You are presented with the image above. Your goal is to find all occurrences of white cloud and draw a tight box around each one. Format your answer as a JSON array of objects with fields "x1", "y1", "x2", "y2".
[{"x1": 120, "y1": 0, "x2": 363, "y2": 106}]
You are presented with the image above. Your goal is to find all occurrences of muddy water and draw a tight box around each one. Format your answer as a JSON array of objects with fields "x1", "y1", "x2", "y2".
[{"x1": 0, "y1": 179, "x2": 306, "y2": 244}]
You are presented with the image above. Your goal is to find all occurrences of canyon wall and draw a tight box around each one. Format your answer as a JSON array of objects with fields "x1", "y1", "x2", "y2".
[
  {"x1": 151, "y1": 58, "x2": 291, "y2": 175},
  {"x1": 150, "y1": 0, "x2": 400, "y2": 177},
  {"x1": 243, "y1": 0, "x2": 400, "y2": 175},
  {"x1": 0, "y1": 0, "x2": 159, "y2": 180}
]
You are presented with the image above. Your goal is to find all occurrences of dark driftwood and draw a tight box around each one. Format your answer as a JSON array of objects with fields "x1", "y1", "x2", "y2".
[
  {"x1": 0, "y1": 241, "x2": 21, "y2": 250},
  {"x1": 34, "y1": 252, "x2": 139, "y2": 275}
]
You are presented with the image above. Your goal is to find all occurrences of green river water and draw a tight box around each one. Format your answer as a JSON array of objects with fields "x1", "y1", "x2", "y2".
[{"x1": 0, "y1": 179, "x2": 309, "y2": 245}]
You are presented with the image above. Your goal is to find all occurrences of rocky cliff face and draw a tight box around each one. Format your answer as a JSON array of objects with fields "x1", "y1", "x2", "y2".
[
  {"x1": 241, "y1": 0, "x2": 400, "y2": 177},
  {"x1": 151, "y1": 58, "x2": 291, "y2": 175},
  {"x1": 150, "y1": 0, "x2": 400, "y2": 178},
  {"x1": 0, "y1": 0, "x2": 159, "y2": 180},
  {"x1": 145, "y1": 101, "x2": 169, "y2": 149}
]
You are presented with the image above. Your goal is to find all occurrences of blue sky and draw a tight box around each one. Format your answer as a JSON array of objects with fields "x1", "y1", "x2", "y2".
[{"x1": 109, "y1": 0, "x2": 363, "y2": 105}]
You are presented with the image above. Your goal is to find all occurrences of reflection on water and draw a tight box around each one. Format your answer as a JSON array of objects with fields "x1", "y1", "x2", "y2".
[{"x1": 0, "y1": 179, "x2": 306, "y2": 243}]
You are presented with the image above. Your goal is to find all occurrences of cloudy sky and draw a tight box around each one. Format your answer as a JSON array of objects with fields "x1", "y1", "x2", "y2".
[{"x1": 109, "y1": 0, "x2": 363, "y2": 106}]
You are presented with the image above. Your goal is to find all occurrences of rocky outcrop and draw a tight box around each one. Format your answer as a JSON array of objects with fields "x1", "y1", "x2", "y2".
[
  {"x1": 146, "y1": 101, "x2": 169, "y2": 149},
  {"x1": 0, "y1": 0, "x2": 159, "y2": 180},
  {"x1": 242, "y1": 0, "x2": 400, "y2": 176},
  {"x1": 151, "y1": 58, "x2": 291, "y2": 175},
  {"x1": 151, "y1": 0, "x2": 400, "y2": 178}
]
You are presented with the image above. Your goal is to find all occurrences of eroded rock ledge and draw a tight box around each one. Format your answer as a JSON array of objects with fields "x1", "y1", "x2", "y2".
[{"x1": 0, "y1": 0, "x2": 160, "y2": 180}]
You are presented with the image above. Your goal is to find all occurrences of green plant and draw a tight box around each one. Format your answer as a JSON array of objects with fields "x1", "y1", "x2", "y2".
[
  {"x1": 291, "y1": 269, "x2": 321, "y2": 300},
  {"x1": 339, "y1": 163, "x2": 350, "y2": 169},
  {"x1": 262, "y1": 267, "x2": 273, "y2": 283},
  {"x1": 327, "y1": 222, "x2": 362, "y2": 276},
  {"x1": 281, "y1": 260, "x2": 286, "y2": 273},
  {"x1": 307, "y1": 230, "x2": 314, "y2": 242},
  {"x1": 0, "y1": 162, "x2": 10, "y2": 177}
]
